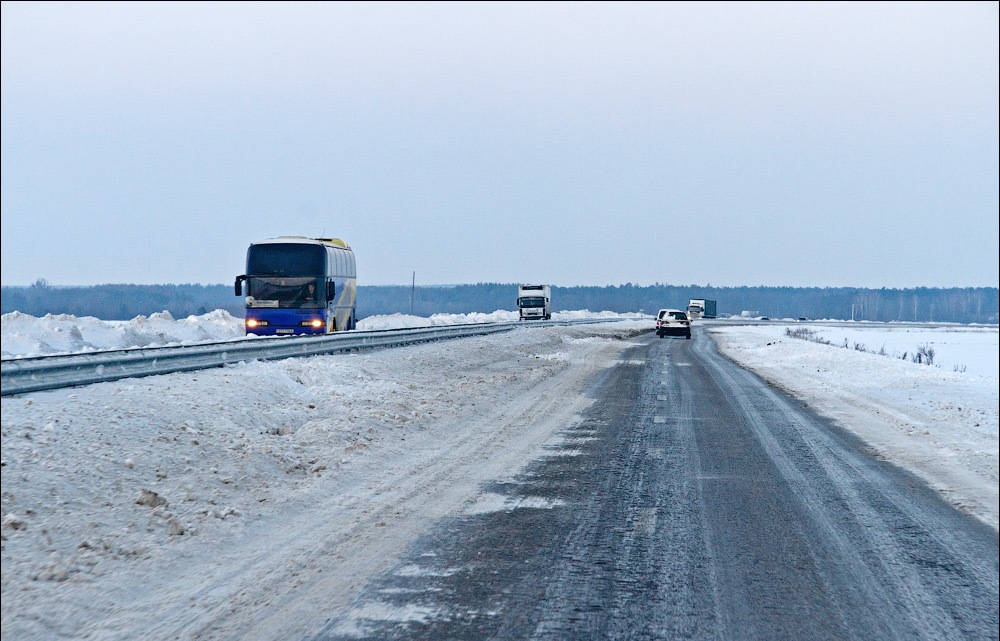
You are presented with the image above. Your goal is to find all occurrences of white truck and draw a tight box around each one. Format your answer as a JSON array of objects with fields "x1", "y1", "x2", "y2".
[
  {"x1": 518, "y1": 284, "x2": 551, "y2": 320},
  {"x1": 687, "y1": 299, "x2": 717, "y2": 319}
]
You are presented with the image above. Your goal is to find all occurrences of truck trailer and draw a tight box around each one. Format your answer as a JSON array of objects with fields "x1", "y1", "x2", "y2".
[
  {"x1": 518, "y1": 285, "x2": 551, "y2": 320},
  {"x1": 687, "y1": 299, "x2": 717, "y2": 319}
]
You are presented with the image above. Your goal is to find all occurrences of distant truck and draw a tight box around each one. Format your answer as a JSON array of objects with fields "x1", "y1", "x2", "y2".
[
  {"x1": 687, "y1": 299, "x2": 717, "y2": 319},
  {"x1": 518, "y1": 284, "x2": 551, "y2": 320}
]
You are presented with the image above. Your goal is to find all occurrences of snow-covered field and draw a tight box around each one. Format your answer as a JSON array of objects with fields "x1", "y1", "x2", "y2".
[{"x1": 1, "y1": 310, "x2": 997, "y2": 640}]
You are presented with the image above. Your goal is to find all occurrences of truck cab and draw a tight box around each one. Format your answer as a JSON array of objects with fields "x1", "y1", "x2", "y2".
[
  {"x1": 687, "y1": 298, "x2": 717, "y2": 319},
  {"x1": 518, "y1": 285, "x2": 551, "y2": 320}
]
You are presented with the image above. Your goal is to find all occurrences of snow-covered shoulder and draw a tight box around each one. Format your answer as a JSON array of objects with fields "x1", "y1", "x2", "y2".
[{"x1": 707, "y1": 324, "x2": 999, "y2": 531}]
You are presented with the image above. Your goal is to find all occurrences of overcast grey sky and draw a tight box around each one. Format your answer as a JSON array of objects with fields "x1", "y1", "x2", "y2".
[{"x1": 2, "y1": 1, "x2": 997, "y2": 289}]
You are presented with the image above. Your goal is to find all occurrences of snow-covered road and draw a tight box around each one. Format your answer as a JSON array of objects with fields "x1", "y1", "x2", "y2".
[
  {"x1": 2, "y1": 314, "x2": 996, "y2": 640},
  {"x1": 2, "y1": 321, "x2": 648, "y2": 640}
]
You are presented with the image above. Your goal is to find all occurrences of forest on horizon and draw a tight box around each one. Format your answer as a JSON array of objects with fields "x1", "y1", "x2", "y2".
[{"x1": 2, "y1": 281, "x2": 997, "y2": 325}]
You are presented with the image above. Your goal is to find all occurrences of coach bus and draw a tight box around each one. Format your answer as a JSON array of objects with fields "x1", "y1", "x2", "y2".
[{"x1": 235, "y1": 236, "x2": 357, "y2": 336}]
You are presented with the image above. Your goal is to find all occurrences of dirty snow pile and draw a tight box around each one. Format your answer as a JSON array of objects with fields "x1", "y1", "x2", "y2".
[{"x1": 0, "y1": 309, "x2": 245, "y2": 357}]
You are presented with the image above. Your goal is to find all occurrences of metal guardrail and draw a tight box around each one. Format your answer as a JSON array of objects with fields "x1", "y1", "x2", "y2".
[
  {"x1": 0, "y1": 318, "x2": 628, "y2": 396},
  {"x1": 0, "y1": 323, "x2": 517, "y2": 396}
]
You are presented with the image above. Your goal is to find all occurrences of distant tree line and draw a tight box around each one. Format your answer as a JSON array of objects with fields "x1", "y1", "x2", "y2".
[
  {"x1": 1, "y1": 281, "x2": 245, "y2": 320},
  {"x1": 2, "y1": 280, "x2": 997, "y2": 324}
]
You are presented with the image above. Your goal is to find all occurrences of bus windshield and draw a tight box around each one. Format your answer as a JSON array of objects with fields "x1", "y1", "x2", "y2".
[
  {"x1": 246, "y1": 277, "x2": 324, "y2": 308},
  {"x1": 248, "y1": 244, "x2": 325, "y2": 276}
]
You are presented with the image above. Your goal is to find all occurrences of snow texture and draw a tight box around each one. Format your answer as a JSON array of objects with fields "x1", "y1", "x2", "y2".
[{"x1": 1, "y1": 310, "x2": 996, "y2": 640}]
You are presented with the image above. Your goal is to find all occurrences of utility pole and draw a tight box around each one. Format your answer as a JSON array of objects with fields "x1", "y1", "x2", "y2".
[{"x1": 410, "y1": 271, "x2": 415, "y2": 315}]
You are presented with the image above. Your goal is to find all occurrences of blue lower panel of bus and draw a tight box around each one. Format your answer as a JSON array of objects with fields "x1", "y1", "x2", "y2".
[{"x1": 245, "y1": 309, "x2": 329, "y2": 336}]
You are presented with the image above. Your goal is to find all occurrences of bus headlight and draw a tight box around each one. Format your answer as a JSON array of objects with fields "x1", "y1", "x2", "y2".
[
  {"x1": 246, "y1": 318, "x2": 268, "y2": 328},
  {"x1": 300, "y1": 319, "x2": 324, "y2": 328}
]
